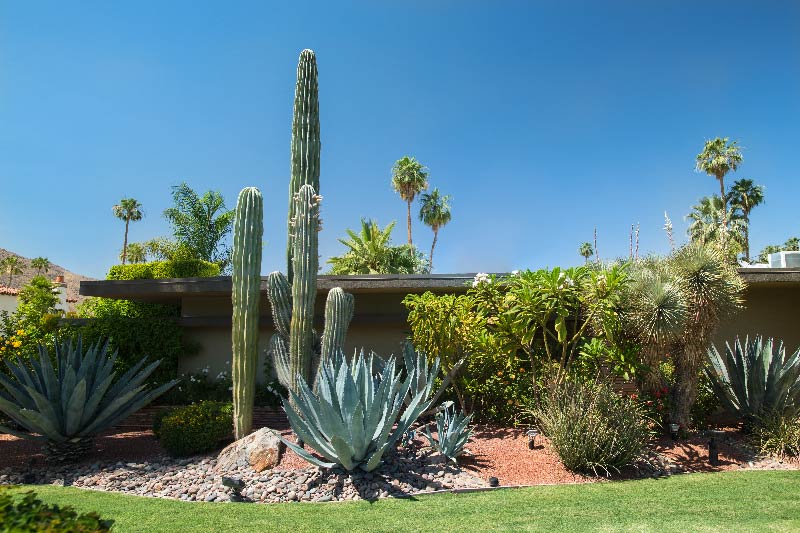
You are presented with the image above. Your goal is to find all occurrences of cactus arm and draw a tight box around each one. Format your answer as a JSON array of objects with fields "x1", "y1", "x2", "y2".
[
  {"x1": 287, "y1": 49, "x2": 320, "y2": 281},
  {"x1": 289, "y1": 184, "x2": 320, "y2": 393},
  {"x1": 231, "y1": 187, "x2": 263, "y2": 440},
  {"x1": 320, "y1": 288, "x2": 355, "y2": 362},
  {"x1": 269, "y1": 333, "x2": 291, "y2": 389},
  {"x1": 267, "y1": 271, "x2": 292, "y2": 341}
]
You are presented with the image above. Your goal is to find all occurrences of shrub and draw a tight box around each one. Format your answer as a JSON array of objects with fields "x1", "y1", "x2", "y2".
[
  {"x1": 107, "y1": 259, "x2": 220, "y2": 281},
  {"x1": 0, "y1": 487, "x2": 113, "y2": 532},
  {"x1": 530, "y1": 378, "x2": 652, "y2": 475},
  {"x1": 755, "y1": 412, "x2": 800, "y2": 459},
  {"x1": 423, "y1": 404, "x2": 473, "y2": 462},
  {"x1": 156, "y1": 401, "x2": 233, "y2": 456}
]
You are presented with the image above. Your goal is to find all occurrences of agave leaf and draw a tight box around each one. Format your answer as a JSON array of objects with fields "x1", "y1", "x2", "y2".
[
  {"x1": 80, "y1": 373, "x2": 116, "y2": 428},
  {"x1": 64, "y1": 379, "x2": 88, "y2": 436},
  {"x1": 18, "y1": 408, "x2": 64, "y2": 440},
  {"x1": 363, "y1": 442, "x2": 389, "y2": 472},
  {"x1": 0, "y1": 424, "x2": 45, "y2": 441},
  {"x1": 329, "y1": 435, "x2": 356, "y2": 471},
  {"x1": 0, "y1": 373, "x2": 36, "y2": 411}
]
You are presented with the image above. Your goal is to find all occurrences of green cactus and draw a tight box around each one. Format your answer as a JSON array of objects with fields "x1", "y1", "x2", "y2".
[
  {"x1": 287, "y1": 49, "x2": 320, "y2": 282},
  {"x1": 321, "y1": 288, "x2": 354, "y2": 362},
  {"x1": 231, "y1": 187, "x2": 263, "y2": 440}
]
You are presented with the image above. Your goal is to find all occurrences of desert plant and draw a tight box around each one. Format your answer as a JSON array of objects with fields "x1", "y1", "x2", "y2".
[
  {"x1": 30, "y1": 257, "x2": 50, "y2": 276},
  {"x1": 423, "y1": 404, "x2": 473, "y2": 462},
  {"x1": 0, "y1": 337, "x2": 176, "y2": 462},
  {"x1": 156, "y1": 401, "x2": 233, "y2": 457},
  {"x1": 696, "y1": 137, "x2": 743, "y2": 232},
  {"x1": 706, "y1": 336, "x2": 800, "y2": 426},
  {"x1": 0, "y1": 486, "x2": 113, "y2": 532},
  {"x1": 418, "y1": 189, "x2": 452, "y2": 272},
  {"x1": 727, "y1": 178, "x2": 764, "y2": 262},
  {"x1": 231, "y1": 187, "x2": 263, "y2": 439},
  {"x1": 529, "y1": 378, "x2": 652, "y2": 475},
  {"x1": 281, "y1": 349, "x2": 438, "y2": 471},
  {"x1": 327, "y1": 219, "x2": 428, "y2": 275},
  {"x1": 1, "y1": 256, "x2": 24, "y2": 287},
  {"x1": 754, "y1": 411, "x2": 800, "y2": 459},
  {"x1": 391, "y1": 156, "x2": 429, "y2": 246}
]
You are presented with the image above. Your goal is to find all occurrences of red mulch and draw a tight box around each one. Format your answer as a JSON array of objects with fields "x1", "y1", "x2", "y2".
[{"x1": 0, "y1": 424, "x2": 784, "y2": 485}]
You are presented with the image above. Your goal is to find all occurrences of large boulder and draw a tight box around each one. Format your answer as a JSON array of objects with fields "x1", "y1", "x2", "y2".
[{"x1": 216, "y1": 427, "x2": 284, "y2": 473}]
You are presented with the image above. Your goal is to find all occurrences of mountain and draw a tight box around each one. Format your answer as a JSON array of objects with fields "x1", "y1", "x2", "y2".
[{"x1": 0, "y1": 248, "x2": 96, "y2": 306}]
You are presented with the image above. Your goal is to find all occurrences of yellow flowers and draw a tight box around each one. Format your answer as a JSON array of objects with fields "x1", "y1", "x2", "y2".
[
  {"x1": 497, "y1": 371, "x2": 503, "y2": 376},
  {"x1": 16, "y1": 330, "x2": 24, "y2": 336},
  {"x1": 11, "y1": 340, "x2": 21, "y2": 348}
]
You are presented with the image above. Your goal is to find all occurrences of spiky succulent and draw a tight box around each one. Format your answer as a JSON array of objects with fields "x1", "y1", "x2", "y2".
[
  {"x1": 423, "y1": 404, "x2": 473, "y2": 462},
  {"x1": 0, "y1": 337, "x2": 176, "y2": 461},
  {"x1": 282, "y1": 349, "x2": 438, "y2": 471},
  {"x1": 707, "y1": 336, "x2": 800, "y2": 424}
]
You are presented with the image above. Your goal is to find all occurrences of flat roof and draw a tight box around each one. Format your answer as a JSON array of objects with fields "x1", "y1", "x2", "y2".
[{"x1": 80, "y1": 269, "x2": 800, "y2": 305}]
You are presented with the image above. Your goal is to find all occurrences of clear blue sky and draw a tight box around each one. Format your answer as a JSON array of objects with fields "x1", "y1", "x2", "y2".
[{"x1": 1, "y1": 1, "x2": 798, "y2": 279}]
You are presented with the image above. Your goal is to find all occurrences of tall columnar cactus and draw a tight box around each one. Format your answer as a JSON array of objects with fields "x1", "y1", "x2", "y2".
[
  {"x1": 321, "y1": 288, "x2": 354, "y2": 361},
  {"x1": 231, "y1": 187, "x2": 263, "y2": 440},
  {"x1": 287, "y1": 49, "x2": 320, "y2": 282}
]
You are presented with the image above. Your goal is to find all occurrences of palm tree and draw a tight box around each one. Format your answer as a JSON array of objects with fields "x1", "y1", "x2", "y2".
[
  {"x1": 685, "y1": 195, "x2": 746, "y2": 252},
  {"x1": 578, "y1": 242, "x2": 593, "y2": 264},
  {"x1": 391, "y1": 156, "x2": 429, "y2": 246},
  {"x1": 113, "y1": 198, "x2": 144, "y2": 265},
  {"x1": 418, "y1": 189, "x2": 452, "y2": 272},
  {"x1": 121, "y1": 243, "x2": 147, "y2": 264},
  {"x1": 30, "y1": 257, "x2": 50, "y2": 276},
  {"x1": 1, "y1": 256, "x2": 24, "y2": 286},
  {"x1": 727, "y1": 178, "x2": 765, "y2": 262},
  {"x1": 327, "y1": 219, "x2": 427, "y2": 274},
  {"x1": 695, "y1": 137, "x2": 743, "y2": 233}
]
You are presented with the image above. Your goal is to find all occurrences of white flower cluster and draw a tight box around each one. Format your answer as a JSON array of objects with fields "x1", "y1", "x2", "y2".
[
  {"x1": 472, "y1": 272, "x2": 491, "y2": 287},
  {"x1": 511, "y1": 270, "x2": 520, "y2": 277},
  {"x1": 215, "y1": 370, "x2": 229, "y2": 381},
  {"x1": 557, "y1": 272, "x2": 574, "y2": 291}
]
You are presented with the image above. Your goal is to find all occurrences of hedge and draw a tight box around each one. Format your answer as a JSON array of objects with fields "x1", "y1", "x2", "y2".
[{"x1": 107, "y1": 260, "x2": 221, "y2": 281}]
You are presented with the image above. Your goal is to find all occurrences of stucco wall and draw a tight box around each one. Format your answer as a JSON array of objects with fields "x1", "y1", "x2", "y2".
[
  {"x1": 713, "y1": 283, "x2": 800, "y2": 353},
  {"x1": 0, "y1": 294, "x2": 17, "y2": 314}
]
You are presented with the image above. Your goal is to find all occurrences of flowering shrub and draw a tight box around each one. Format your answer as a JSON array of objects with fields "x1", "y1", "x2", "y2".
[{"x1": 159, "y1": 363, "x2": 282, "y2": 407}]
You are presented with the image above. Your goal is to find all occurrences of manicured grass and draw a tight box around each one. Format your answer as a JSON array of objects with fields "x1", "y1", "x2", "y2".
[{"x1": 8, "y1": 471, "x2": 800, "y2": 532}]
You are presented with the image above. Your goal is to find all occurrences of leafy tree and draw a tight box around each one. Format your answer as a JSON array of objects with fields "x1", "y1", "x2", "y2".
[
  {"x1": 121, "y1": 242, "x2": 147, "y2": 264},
  {"x1": 728, "y1": 178, "x2": 765, "y2": 262},
  {"x1": 17, "y1": 276, "x2": 60, "y2": 318},
  {"x1": 163, "y1": 182, "x2": 234, "y2": 271},
  {"x1": 113, "y1": 198, "x2": 144, "y2": 265},
  {"x1": 685, "y1": 195, "x2": 745, "y2": 255},
  {"x1": 327, "y1": 219, "x2": 428, "y2": 275},
  {"x1": 30, "y1": 257, "x2": 50, "y2": 276},
  {"x1": 0, "y1": 256, "x2": 24, "y2": 286},
  {"x1": 578, "y1": 242, "x2": 593, "y2": 264},
  {"x1": 695, "y1": 137, "x2": 743, "y2": 233},
  {"x1": 391, "y1": 156, "x2": 429, "y2": 246},
  {"x1": 757, "y1": 237, "x2": 800, "y2": 263},
  {"x1": 418, "y1": 188, "x2": 452, "y2": 272}
]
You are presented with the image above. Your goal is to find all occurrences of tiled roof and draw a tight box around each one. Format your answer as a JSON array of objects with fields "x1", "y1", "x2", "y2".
[{"x1": 0, "y1": 286, "x2": 19, "y2": 296}]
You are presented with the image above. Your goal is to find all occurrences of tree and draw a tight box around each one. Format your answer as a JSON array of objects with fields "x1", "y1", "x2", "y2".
[
  {"x1": 113, "y1": 198, "x2": 144, "y2": 265},
  {"x1": 728, "y1": 178, "x2": 764, "y2": 262},
  {"x1": 695, "y1": 137, "x2": 743, "y2": 234},
  {"x1": 418, "y1": 189, "x2": 452, "y2": 272},
  {"x1": 30, "y1": 257, "x2": 50, "y2": 276},
  {"x1": 17, "y1": 276, "x2": 60, "y2": 318},
  {"x1": 391, "y1": 156, "x2": 429, "y2": 246},
  {"x1": 1, "y1": 256, "x2": 24, "y2": 286},
  {"x1": 758, "y1": 237, "x2": 800, "y2": 263},
  {"x1": 578, "y1": 242, "x2": 593, "y2": 264},
  {"x1": 685, "y1": 195, "x2": 745, "y2": 253},
  {"x1": 121, "y1": 243, "x2": 146, "y2": 264},
  {"x1": 327, "y1": 219, "x2": 428, "y2": 275},
  {"x1": 163, "y1": 182, "x2": 234, "y2": 270}
]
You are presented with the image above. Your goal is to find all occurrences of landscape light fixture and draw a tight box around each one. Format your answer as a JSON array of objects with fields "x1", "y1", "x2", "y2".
[
  {"x1": 526, "y1": 428, "x2": 540, "y2": 449},
  {"x1": 669, "y1": 423, "x2": 680, "y2": 440}
]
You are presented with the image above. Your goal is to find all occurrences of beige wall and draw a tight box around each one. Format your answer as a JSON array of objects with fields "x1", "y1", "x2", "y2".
[
  {"x1": 0, "y1": 294, "x2": 17, "y2": 314},
  {"x1": 178, "y1": 282, "x2": 800, "y2": 379},
  {"x1": 714, "y1": 283, "x2": 800, "y2": 353}
]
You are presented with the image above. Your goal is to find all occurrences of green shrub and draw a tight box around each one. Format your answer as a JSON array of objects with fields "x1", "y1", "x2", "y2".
[
  {"x1": 755, "y1": 412, "x2": 800, "y2": 459},
  {"x1": 530, "y1": 378, "x2": 652, "y2": 475},
  {"x1": 156, "y1": 401, "x2": 233, "y2": 456},
  {"x1": 0, "y1": 487, "x2": 113, "y2": 532},
  {"x1": 107, "y1": 259, "x2": 220, "y2": 281}
]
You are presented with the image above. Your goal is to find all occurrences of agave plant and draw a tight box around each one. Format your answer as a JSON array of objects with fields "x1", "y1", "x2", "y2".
[
  {"x1": 423, "y1": 404, "x2": 473, "y2": 462},
  {"x1": 0, "y1": 337, "x2": 176, "y2": 462},
  {"x1": 282, "y1": 349, "x2": 438, "y2": 472},
  {"x1": 706, "y1": 336, "x2": 800, "y2": 424}
]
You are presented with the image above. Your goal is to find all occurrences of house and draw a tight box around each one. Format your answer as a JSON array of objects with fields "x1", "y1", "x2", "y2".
[
  {"x1": 0, "y1": 286, "x2": 19, "y2": 314},
  {"x1": 80, "y1": 268, "x2": 800, "y2": 382}
]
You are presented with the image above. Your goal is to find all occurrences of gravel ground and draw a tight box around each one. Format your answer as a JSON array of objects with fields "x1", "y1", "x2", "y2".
[{"x1": 1, "y1": 423, "x2": 796, "y2": 504}]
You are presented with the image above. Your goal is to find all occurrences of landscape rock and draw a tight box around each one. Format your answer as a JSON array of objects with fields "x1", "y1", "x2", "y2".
[{"x1": 215, "y1": 428, "x2": 284, "y2": 473}]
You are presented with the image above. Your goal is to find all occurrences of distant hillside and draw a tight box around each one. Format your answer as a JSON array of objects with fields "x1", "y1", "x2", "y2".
[{"x1": 0, "y1": 248, "x2": 96, "y2": 307}]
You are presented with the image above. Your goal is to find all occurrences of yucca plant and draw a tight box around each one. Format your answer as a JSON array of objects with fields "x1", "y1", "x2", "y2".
[
  {"x1": 282, "y1": 349, "x2": 438, "y2": 472},
  {"x1": 423, "y1": 404, "x2": 473, "y2": 462},
  {"x1": 706, "y1": 336, "x2": 800, "y2": 426},
  {"x1": 0, "y1": 337, "x2": 176, "y2": 462}
]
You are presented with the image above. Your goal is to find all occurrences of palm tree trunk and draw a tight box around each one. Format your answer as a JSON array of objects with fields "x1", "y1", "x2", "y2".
[
  {"x1": 406, "y1": 200, "x2": 413, "y2": 246},
  {"x1": 122, "y1": 219, "x2": 130, "y2": 265},
  {"x1": 429, "y1": 228, "x2": 438, "y2": 272},
  {"x1": 718, "y1": 176, "x2": 727, "y2": 236},
  {"x1": 744, "y1": 213, "x2": 751, "y2": 262}
]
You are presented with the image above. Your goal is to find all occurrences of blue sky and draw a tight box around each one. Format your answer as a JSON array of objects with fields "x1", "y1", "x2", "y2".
[{"x1": 1, "y1": 1, "x2": 798, "y2": 279}]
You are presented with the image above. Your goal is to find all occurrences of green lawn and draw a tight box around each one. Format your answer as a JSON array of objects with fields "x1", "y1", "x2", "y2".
[{"x1": 8, "y1": 471, "x2": 800, "y2": 532}]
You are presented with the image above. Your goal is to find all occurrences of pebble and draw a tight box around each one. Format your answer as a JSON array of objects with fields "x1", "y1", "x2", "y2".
[{"x1": 0, "y1": 447, "x2": 486, "y2": 505}]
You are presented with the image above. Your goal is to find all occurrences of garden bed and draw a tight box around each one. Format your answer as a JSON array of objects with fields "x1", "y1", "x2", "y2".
[{"x1": 2, "y1": 421, "x2": 796, "y2": 504}]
